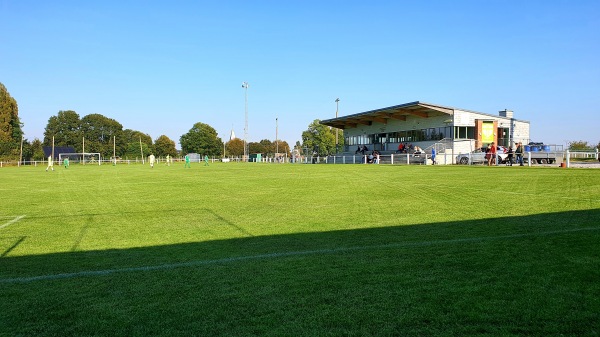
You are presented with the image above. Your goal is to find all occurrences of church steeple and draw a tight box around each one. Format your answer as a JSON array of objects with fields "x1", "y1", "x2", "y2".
[{"x1": 229, "y1": 127, "x2": 236, "y2": 141}]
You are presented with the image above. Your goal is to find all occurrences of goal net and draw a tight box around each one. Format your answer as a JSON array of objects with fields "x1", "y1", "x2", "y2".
[{"x1": 58, "y1": 153, "x2": 102, "y2": 165}]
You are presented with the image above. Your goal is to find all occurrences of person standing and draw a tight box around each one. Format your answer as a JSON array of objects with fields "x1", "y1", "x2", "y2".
[
  {"x1": 149, "y1": 154, "x2": 155, "y2": 168},
  {"x1": 487, "y1": 142, "x2": 497, "y2": 166},
  {"x1": 184, "y1": 154, "x2": 191, "y2": 168},
  {"x1": 63, "y1": 157, "x2": 69, "y2": 168},
  {"x1": 515, "y1": 142, "x2": 524, "y2": 166},
  {"x1": 204, "y1": 155, "x2": 209, "y2": 166},
  {"x1": 46, "y1": 155, "x2": 54, "y2": 172},
  {"x1": 506, "y1": 146, "x2": 514, "y2": 166},
  {"x1": 166, "y1": 154, "x2": 171, "y2": 166},
  {"x1": 431, "y1": 147, "x2": 436, "y2": 165}
]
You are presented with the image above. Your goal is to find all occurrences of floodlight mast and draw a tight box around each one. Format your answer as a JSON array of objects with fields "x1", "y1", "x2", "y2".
[
  {"x1": 242, "y1": 81, "x2": 249, "y2": 161},
  {"x1": 335, "y1": 98, "x2": 340, "y2": 154}
]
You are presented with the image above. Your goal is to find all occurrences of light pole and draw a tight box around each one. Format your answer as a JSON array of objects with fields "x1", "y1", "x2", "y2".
[
  {"x1": 242, "y1": 81, "x2": 249, "y2": 161},
  {"x1": 275, "y1": 117, "x2": 279, "y2": 155},
  {"x1": 335, "y1": 98, "x2": 340, "y2": 153}
]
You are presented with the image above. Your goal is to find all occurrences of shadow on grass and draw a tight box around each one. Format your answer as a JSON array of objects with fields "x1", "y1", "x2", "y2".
[
  {"x1": 1, "y1": 209, "x2": 599, "y2": 336},
  {"x1": 0, "y1": 236, "x2": 26, "y2": 257},
  {"x1": 1, "y1": 208, "x2": 599, "y2": 281}
]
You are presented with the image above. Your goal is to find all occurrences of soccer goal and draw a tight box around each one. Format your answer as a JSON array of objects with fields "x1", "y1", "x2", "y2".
[{"x1": 59, "y1": 153, "x2": 102, "y2": 165}]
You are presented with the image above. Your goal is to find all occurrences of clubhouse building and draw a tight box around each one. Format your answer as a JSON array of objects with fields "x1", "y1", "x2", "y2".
[{"x1": 320, "y1": 101, "x2": 530, "y2": 162}]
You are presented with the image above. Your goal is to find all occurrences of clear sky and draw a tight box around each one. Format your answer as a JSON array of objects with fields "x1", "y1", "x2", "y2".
[{"x1": 1, "y1": 0, "x2": 599, "y2": 148}]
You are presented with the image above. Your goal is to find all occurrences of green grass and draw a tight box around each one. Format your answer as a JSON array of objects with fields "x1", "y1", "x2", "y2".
[{"x1": 1, "y1": 163, "x2": 599, "y2": 336}]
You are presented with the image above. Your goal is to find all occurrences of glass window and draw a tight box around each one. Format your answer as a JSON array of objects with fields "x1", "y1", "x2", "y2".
[{"x1": 467, "y1": 127, "x2": 474, "y2": 139}]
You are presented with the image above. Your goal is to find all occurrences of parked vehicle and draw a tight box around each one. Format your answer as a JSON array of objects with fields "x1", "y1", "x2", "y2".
[
  {"x1": 457, "y1": 143, "x2": 564, "y2": 165},
  {"x1": 456, "y1": 147, "x2": 508, "y2": 165},
  {"x1": 523, "y1": 143, "x2": 563, "y2": 164}
]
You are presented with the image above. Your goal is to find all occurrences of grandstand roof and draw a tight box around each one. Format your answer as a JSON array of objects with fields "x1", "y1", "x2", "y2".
[{"x1": 320, "y1": 101, "x2": 454, "y2": 130}]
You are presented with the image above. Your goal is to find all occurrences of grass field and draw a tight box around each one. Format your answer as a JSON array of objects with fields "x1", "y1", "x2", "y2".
[{"x1": 1, "y1": 163, "x2": 599, "y2": 336}]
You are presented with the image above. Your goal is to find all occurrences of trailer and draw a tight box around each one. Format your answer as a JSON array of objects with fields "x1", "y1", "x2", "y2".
[{"x1": 524, "y1": 143, "x2": 563, "y2": 165}]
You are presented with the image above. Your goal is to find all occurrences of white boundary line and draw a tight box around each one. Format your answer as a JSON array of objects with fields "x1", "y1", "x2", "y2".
[
  {"x1": 1, "y1": 226, "x2": 598, "y2": 284},
  {"x1": 0, "y1": 215, "x2": 26, "y2": 230}
]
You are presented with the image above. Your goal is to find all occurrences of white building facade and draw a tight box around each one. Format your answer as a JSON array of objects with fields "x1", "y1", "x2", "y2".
[{"x1": 320, "y1": 101, "x2": 530, "y2": 158}]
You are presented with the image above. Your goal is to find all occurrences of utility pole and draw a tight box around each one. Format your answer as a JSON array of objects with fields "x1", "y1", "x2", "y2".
[
  {"x1": 19, "y1": 136, "x2": 23, "y2": 167},
  {"x1": 242, "y1": 81, "x2": 249, "y2": 161}
]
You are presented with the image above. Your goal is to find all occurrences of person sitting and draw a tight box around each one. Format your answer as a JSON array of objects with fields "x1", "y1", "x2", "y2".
[
  {"x1": 367, "y1": 153, "x2": 374, "y2": 163},
  {"x1": 396, "y1": 143, "x2": 404, "y2": 153},
  {"x1": 355, "y1": 145, "x2": 361, "y2": 154}
]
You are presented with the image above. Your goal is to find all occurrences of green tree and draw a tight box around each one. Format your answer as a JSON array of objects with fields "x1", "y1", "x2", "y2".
[
  {"x1": 250, "y1": 139, "x2": 275, "y2": 156},
  {"x1": 225, "y1": 138, "x2": 244, "y2": 157},
  {"x1": 80, "y1": 114, "x2": 124, "y2": 157},
  {"x1": 0, "y1": 83, "x2": 23, "y2": 158},
  {"x1": 123, "y1": 142, "x2": 151, "y2": 160},
  {"x1": 43, "y1": 110, "x2": 82, "y2": 148},
  {"x1": 568, "y1": 141, "x2": 591, "y2": 151},
  {"x1": 154, "y1": 135, "x2": 177, "y2": 157},
  {"x1": 335, "y1": 128, "x2": 345, "y2": 152},
  {"x1": 180, "y1": 122, "x2": 222, "y2": 156},
  {"x1": 274, "y1": 140, "x2": 291, "y2": 156},
  {"x1": 20, "y1": 138, "x2": 32, "y2": 162},
  {"x1": 30, "y1": 138, "x2": 45, "y2": 161},
  {"x1": 122, "y1": 129, "x2": 153, "y2": 157},
  {"x1": 248, "y1": 141, "x2": 262, "y2": 154},
  {"x1": 302, "y1": 119, "x2": 337, "y2": 156}
]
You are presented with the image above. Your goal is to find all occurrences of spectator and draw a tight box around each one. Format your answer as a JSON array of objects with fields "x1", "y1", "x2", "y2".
[
  {"x1": 487, "y1": 142, "x2": 497, "y2": 166},
  {"x1": 396, "y1": 143, "x2": 405, "y2": 153},
  {"x1": 515, "y1": 142, "x2": 524, "y2": 166},
  {"x1": 506, "y1": 146, "x2": 514, "y2": 166}
]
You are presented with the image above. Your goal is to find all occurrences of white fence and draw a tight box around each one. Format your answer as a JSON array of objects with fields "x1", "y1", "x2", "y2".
[
  {"x1": 568, "y1": 149, "x2": 599, "y2": 159},
  {"x1": 2, "y1": 150, "x2": 599, "y2": 167}
]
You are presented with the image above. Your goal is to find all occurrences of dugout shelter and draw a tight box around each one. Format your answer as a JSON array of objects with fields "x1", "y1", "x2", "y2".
[{"x1": 43, "y1": 146, "x2": 76, "y2": 160}]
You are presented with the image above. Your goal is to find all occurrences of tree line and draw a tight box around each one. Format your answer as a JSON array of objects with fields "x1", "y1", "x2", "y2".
[
  {"x1": 3, "y1": 82, "x2": 328, "y2": 161},
  {"x1": 4, "y1": 80, "x2": 600, "y2": 163}
]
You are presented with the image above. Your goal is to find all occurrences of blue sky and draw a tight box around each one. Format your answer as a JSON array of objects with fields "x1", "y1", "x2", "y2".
[{"x1": 1, "y1": 0, "x2": 599, "y2": 148}]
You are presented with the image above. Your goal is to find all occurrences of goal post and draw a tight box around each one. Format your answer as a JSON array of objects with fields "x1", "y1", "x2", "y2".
[{"x1": 58, "y1": 153, "x2": 102, "y2": 165}]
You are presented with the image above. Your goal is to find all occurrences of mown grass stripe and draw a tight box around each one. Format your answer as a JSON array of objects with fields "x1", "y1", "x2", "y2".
[
  {"x1": 0, "y1": 215, "x2": 25, "y2": 230},
  {"x1": 2, "y1": 226, "x2": 597, "y2": 284}
]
